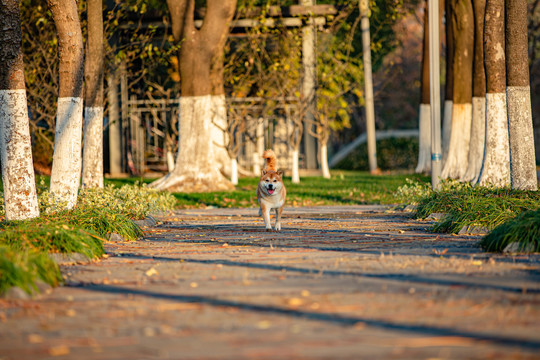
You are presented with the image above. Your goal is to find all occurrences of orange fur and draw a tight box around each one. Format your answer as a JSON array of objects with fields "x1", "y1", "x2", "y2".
[
  {"x1": 257, "y1": 149, "x2": 286, "y2": 231},
  {"x1": 262, "y1": 149, "x2": 277, "y2": 172}
]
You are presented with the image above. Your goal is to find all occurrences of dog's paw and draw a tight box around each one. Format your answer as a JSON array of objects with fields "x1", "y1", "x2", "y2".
[
  {"x1": 265, "y1": 228, "x2": 273, "y2": 232},
  {"x1": 274, "y1": 224, "x2": 281, "y2": 231}
]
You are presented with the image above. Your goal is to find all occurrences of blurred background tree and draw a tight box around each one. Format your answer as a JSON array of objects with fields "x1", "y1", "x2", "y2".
[{"x1": 18, "y1": 0, "x2": 538, "y2": 176}]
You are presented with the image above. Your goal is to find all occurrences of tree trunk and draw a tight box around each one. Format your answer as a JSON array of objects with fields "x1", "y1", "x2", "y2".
[
  {"x1": 107, "y1": 70, "x2": 122, "y2": 175},
  {"x1": 210, "y1": 29, "x2": 234, "y2": 178},
  {"x1": 48, "y1": 0, "x2": 85, "y2": 209},
  {"x1": 463, "y1": 0, "x2": 487, "y2": 182},
  {"x1": 230, "y1": 158, "x2": 238, "y2": 185},
  {"x1": 253, "y1": 121, "x2": 265, "y2": 175},
  {"x1": 478, "y1": 0, "x2": 510, "y2": 187},
  {"x1": 210, "y1": 93, "x2": 233, "y2": 177},
  {"x1": 301, "y1": 0, "x2": 318, "y2": 170},
  {"x1": 0, "y1": 0, "x2": 40, "y2": 220},
  {"x1": 506, "y1": 0, "x2": 537, "y2": 190},
  {"x1": 359, "y1": 0, "x2": 378, "y2": 174},
  {"x1": 291, "y1": 148, "x2": 300, "y2": 184},
  {"x1": 416, "y1": 104, "x2": 431, "y2": 173},
  {"x1": 441, "y1": 0, "x2": 454, "y2": 167},
  {"x1": 320, "y1": 142, "x2": 331, "y2": 179},
  {"x1": 441, "y1": 0, "x2": 474, "y2": 180},
  {"x1": 81, "y1": 0, "x2": 104, "y2": 188},
  {"x1": 153, "y1": 0, "x2": 236, "y2": 192},
  {"x1": 416, "y1": 0, "x2": 431, "y2": 174}
]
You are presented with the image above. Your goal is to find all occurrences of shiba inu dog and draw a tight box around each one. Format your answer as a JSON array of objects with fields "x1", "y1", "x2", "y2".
[{"x1": 257, "y1": 149, "x2": 286, "y2": 231}]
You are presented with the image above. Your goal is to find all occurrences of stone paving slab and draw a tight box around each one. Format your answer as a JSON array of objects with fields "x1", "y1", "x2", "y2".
[{"x1": 1, "y1": 205, "x2": 540, "y2": 359}]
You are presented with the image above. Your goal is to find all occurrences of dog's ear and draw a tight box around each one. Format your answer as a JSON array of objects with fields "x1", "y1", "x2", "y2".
[
  {"x1": 277, "y1": 170, "x2": 283, "y2": 177},
  {"x1": 261, "y1": 169, "x2": 267, "y2": 176}
]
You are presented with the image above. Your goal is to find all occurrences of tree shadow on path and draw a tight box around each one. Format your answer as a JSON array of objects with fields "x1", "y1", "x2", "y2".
[
  {"x1": 81, "y1": 283, "x2": 540, "y2": 352},
  {"x1": 108, "y1": 253, "x2": 540, "y2": 295}
]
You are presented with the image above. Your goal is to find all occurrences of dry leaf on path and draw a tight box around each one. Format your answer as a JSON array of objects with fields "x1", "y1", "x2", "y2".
[
  {"x1": 49, "y1": 345, "x2": 70, "y2": 356},
  {"x1": 145, "y1": 267, "x2": 159, "y2": 277}
]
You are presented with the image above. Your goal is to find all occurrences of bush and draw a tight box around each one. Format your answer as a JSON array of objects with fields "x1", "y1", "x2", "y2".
[
  {"x1": 411, "y1": 180, "x2": 540, "y2": 234},
  {"x1": 0, "y1": 181, "x2": 177, "y2": 296},
  {"x1": 481, "y1": 209, "x2": 540, "y2": 253},
  {"x1": 0, "y1": 246, "x2": 62, "y2": 296},
  {"x1": 0, "y1": 220, "x2": 105, "y2": 260}
]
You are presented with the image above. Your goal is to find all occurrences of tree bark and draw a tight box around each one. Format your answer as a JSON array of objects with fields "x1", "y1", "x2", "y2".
[
  {"x1": 477, "y1": 0, "x2": 510, "y2": 187},
  {"x1": 0, "y1": 0, "x2": 40, "y2": 220},
  {"x1": 81, "y1": 0, "x2": 104, "y2": 188},
  {"x1": 291, "y1": 148, "x2": 300, "y2": 183},
  {"x1": 152, "y1": 0, "x2": 237, "y2": 192},
  {"x1": 48, "y1": 0, "x2": 85, "y2": 208},
  {"x1": 441, "y1": 0, "x2": 474, "y2": 180},
  {"x1": 301, "y1": 0, "x2": 318, "y2": 170},
  {"x1": 505, "y1": 0, "x2": 537, "y2": 190},
  {"x1": 441, "y1": 0, "x2": 454, "y2": 166},
  {"x1": 320, "y1": 142, "x2": 331, "y2": 179},
  {"x1": 416, "y1": 0, "x2": 431, "y2": 174},
  {"x1": 463, "y1": 0, "x2": 486, "y2": 182},
  {"x1": 359, "y1": 0, "x2": 378, "y2": 174}
]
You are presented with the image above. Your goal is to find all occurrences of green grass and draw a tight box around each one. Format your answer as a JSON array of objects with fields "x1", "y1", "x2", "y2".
[
  {"x1": 0, "y1": 245, "x2": 62, "y2": 296},
  {"x1": 0, "y1": 180, "x2": 176, "y2": 296},
  {"x1": 411, "y1": 181, "x2": 540, "y2": 234},
  {"x1": 110, "y1": 172, "x2": 430, "y2": 208},
  {"x1": 1, "y1": 220, "x2": 105, "y2": 259},
  {"x1": 481, "y1": 209, "x2": 540, "y2": 253}
]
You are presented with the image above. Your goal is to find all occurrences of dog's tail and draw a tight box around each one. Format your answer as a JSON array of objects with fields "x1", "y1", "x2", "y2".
[{"x1": 262, "y1": 149, "x2": 277, "y2": 171}]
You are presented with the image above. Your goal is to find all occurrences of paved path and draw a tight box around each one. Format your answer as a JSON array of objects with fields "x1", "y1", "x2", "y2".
[{"x1": 1, "y1": 205, "x2": 540, "y2": 359}]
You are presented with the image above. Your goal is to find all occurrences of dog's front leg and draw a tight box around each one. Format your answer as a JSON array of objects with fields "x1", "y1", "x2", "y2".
[
  {"x1": 260, "y1": 204, "x2": 272, "y2": 231},
  {"x1": 274, "y1": 206, "x2": 282, "y2": 231}
]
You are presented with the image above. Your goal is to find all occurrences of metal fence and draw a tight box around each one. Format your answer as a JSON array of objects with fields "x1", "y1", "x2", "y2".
[{"x1": 121, "y1": 96, "x2": 302, "y2": 175}]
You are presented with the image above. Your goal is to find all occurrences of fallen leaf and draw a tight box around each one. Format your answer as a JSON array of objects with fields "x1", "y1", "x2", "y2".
[
  {"x1": 288, "y1": 298, "x2": 303, "y2": 306},
  {"x1": 28, "y1": 334, "x2": 44, "y2": 343},
  {"x1": 145, "y1": 267, "x2": 159, "y2": 277},
  {"x1": 49, "y1": 345, "x2": 70, "y2": 356},
  {"x1": 257, "y1": 320, "x2": 271, "y2": 329}
]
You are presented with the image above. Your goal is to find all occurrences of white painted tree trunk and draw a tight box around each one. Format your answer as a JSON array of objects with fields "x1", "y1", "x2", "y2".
[
  {"x1": 0, "y1": 90, "x2": 40, "y2": 220},
  {"x1": 210, "y1": 94, "x2": 232, "y2": 177},
  {"x1": 166, "y1": 150, "x2": 175, "y2": 172},
  {"x1": 253, "y1": 120, "x2": 264, "y2": 175},
  {"x1": 441, "y1": 100, "x2": 453, "y2": 166},
  {"x1": 291, "y1": 148, "x2": 300, "y2": 184},
  {"x1": 107, "y1": 72, "x2": 122, "y2": 175},
  {"x1": 463, "y1": 97, "x2": 486, "y2": 182},
  {"x1": 81, "y1": 106, "x2": 104, "y2": 188},
  {"x1": 49, "y1": 97, "x2": 83, "y2": 209},
  {"x1": 507, "y1": 86, "x2": 537, "y2": 190},
  {"x1": 477, "y1": 93, "x2": 510, "y2": 187},
  {"x1": 252, "y1": 152, "x2": 261, "y2": 176},
  {"x1": 230, "y1": 158, "x2": 238, "y2": 185},
  {"x1": 150, "y1": 95, "x2": 233, "y2": 192},
  {"x1": 320, "y1": 142, "x2": 331, "y2": 179},
  {"x1": 441, "y1": 103, "x2": 472, "y2": 179},
  {"x1": 415, "y1": 103, "x2": 431, "y2": 173}
]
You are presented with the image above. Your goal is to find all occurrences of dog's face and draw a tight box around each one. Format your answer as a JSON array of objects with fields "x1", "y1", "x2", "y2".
[{"x1": 259, "y1": 169, "x2": 283, "y2": 195}]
